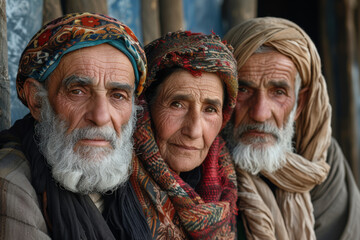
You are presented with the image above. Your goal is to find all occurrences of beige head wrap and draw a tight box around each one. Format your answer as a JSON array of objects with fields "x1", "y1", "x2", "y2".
[{"x1": 224, "y1": 17, "x2": 332, "y2": 240}]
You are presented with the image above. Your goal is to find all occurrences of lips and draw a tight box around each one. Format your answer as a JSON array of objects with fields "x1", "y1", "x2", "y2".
[{"x1": 78, "y1": 138, "x2": 111, "y2": 147}]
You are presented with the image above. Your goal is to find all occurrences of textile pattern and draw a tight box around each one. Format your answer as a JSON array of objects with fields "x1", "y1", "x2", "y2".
[
  {"x1": 16, "y1": 12, "x2": 147, "y2": 106},
  {"x1": 131, "y1": 104, "x2": 238, "y2": 239},
  {"x1": 144, "y1": 31, "x2": 238, "y2": 129}
]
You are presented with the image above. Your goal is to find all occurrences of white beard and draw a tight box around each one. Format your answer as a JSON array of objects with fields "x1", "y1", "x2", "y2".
[
  {"x1": 229, "y1": 106, "x2": 297, "y2": 175},
  {"x1": 35, "y1": 92, "x2": 138, "y2": 194}
]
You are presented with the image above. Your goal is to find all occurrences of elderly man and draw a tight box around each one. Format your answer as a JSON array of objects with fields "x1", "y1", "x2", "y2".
[
  {"x1": 0, "y1": 13, "x2": 151, "y2": 239},
  {"x1": 223, "y1": 17, "x2": 360, "y2": 240}
]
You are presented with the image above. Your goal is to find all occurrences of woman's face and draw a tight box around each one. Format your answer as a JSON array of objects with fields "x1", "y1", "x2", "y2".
[{"x1": 151, "y1": 70, "x2": 224, "y2": 174}]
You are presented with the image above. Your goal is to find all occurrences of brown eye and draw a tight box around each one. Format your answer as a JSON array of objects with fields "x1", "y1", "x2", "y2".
[
  {"x1": 171, "y1": 101, "x2": 182, "y2": 108},
  {"x1": 71, "y1": 89, "x2": 83, "y2": 95},
  {"x1": 238, "y1": 87, "x2": 248, "y2": 93},
  {"x1": 112, "y1": 92, "x2": 125, "y2": 100},
  {"x1": 274, "y1": 89, "x2": 286, "y2": 95},
  {"x1": 205, "y1": 106, "x2": 217, "y2": 113}
]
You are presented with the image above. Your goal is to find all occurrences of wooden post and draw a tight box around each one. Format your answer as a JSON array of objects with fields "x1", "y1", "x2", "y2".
[
  {"x1": 63, "y1": 0, "x2": 108, "y2": 15},
  {"x1": 223, "y1": 0, "x2": 257, "y2": 32},
  {"x1": 141, "y1": 0, "x2": 161, "y2": 45},
  {"x1": 159, "y1": 0, "x2": 184, "y2": 35},
  {"x1": 43, "y1": 0, "x2": 63, "y2": 24},
  {"x1": 0, "y1": 0, "x2": 11, "y2": 130},
  {"x1": 319, "y1": 0, "x2": 359, "y2": 184}
]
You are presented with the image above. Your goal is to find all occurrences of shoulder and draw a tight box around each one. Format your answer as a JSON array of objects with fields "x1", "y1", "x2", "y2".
[
  {"x1": 0, "y1": 141, "x2": 33, "y2": 196},
  {"x1": 0, "y1": 141, "x2": 50, "y2": 239},
  {"x1": 311, "y1": 137, "x2": 360, "y2": 240}
]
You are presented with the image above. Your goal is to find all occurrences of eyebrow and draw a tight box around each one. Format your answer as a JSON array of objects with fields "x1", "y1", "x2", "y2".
[
  {"x1": 107, "y1": 82, "x2": 134, "y2": 95},
  {"x1": 267, "y1": 80, "x2": 291, "y2": 89},
  {"x1": 63, "y1": 75, "x2": 93, "y2": 88},
  {"x1": 172, "y1": 94, "x2": 223, "y2": 108},
  {"x1": 62, "y1": 75, "x2": 134, "y2": 95},
  {"x1": 238, "y1": 80, "x2": 255, "y2": 87}
]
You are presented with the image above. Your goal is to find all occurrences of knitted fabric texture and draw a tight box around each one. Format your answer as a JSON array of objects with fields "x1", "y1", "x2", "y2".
[
  {"x1": 16, "y1": 12, "x2": 147, "y2": 106},
  {"x1": 224, "y1": 17, "x2": 331, "y2": 240}
]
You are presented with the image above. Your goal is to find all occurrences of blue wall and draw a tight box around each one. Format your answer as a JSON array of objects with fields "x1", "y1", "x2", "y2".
[
  {"x1": 6, "y1": 0, "x2": 43, "y2": 124},
  {"x1": 183, "y1": 0, "x2": 224, "y2": 36}
]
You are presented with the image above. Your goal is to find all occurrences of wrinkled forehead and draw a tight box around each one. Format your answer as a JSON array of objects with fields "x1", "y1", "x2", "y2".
[{"x1": 240, "y1": 51, "x2": 298, "y2": 81}]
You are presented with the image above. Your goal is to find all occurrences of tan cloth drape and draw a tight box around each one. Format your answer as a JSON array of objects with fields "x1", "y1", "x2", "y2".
[{"x1": 224, "y1": 17, "x2": 332, "y2": 240}]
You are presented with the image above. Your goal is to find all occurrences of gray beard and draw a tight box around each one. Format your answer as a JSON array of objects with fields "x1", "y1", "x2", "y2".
[
  {"x1": 35, "y1": 93, "x2": 137, "y2": 194},
  {"x1": 225, "y1": 106, "x2": 297, "y2": 175}
]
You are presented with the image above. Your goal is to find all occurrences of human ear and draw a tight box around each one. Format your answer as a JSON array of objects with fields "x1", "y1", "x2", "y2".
[
  {"x1": 295, "y1": 87, "x2": 309, "y2": 120},
  {"x1": 23, "y1": 78, "x2": 43, "y2": 121}
]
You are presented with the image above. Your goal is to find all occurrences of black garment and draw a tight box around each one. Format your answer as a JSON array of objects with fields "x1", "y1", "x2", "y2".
[{"x1": 0, "y1": 115, "x2": 152, "y2": 240}]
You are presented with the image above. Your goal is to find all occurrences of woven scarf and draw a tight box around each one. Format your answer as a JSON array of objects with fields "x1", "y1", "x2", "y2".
[
  {"x1": 1, "y1": 115, "x2": 152, "y2": 240},
  {"x1": 224, "y1": 17, "x2": 332, "y2": 240},
  {"x1": 131, "y1": 31, "x2": 239, "y2": 239},
  {"x1": 131, "y1": 104, "x2": 238, "y2": 239}
]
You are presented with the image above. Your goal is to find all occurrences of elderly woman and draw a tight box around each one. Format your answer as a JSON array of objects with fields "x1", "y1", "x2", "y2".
[{"x1": 130, "y1": 31, "x2": 238, "y2": 239}]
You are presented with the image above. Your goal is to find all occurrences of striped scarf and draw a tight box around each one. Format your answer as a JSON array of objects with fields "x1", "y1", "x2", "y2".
[{"x1": 131, "y1": 103, "x2": 238, "y2": 239}]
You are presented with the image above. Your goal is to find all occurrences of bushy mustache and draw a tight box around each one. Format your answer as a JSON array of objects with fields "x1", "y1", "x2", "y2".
[{"x1": 235, "y1": 122, "x2": 280, "y2": 143}]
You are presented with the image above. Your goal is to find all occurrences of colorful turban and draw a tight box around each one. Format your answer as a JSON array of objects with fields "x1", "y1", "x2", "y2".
[
  {"x1": 16, "y1": 12, "x2": 147, "y2": 106},
  {"x1": 145, "y1": 31, "x2": 238, "y2": 128},
  {"x1": 224, "y1": 17, "x2": 331, "y2": 240}
]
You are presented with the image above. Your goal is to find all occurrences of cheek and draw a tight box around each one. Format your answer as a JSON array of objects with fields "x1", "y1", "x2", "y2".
[
  {"x1": 233, "y1": 105, "x2": 247, "y2": 127},
  {"x1": 152, "y1": 111, "x2": 181, "y2": 142},
  {"x1": 112, "y1": 104, "x2": 133, "y2": 133},
  {"x1": 204, "y1": 117, "x2": 222, "y2": 146},
  {"x1": 51, "y1": 95, "x2": 83, "y2": 121},
  {"x1": 275, "y1": 100, "x2": 296, "y2": 127}
]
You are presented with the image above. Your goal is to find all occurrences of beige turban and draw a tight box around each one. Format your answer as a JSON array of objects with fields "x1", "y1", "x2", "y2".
[{"x1": 224, "y1": 17, "x2": 332, "y2": 240}]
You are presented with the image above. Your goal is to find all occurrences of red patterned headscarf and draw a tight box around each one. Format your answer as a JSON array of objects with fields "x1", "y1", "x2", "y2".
[
  {"x1": 16, "y1": 12, "x2": 147, "y2": 106},
  {"x1": 145, "y1": 31, "x2": 238, "y2": 128},
  {"x1": 131, "y1": 31, "x2": 238, "y2": 239}
]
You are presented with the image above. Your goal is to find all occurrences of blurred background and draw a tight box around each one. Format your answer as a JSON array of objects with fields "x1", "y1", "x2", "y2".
[{"x1": 1, "y1": 0, "x2": 359, "y2": 186}]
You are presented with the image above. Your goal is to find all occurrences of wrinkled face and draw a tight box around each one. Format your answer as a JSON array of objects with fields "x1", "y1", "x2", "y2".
[
  {"x1": 46, "y1": 44, "x2": 135, "y2": 152},
  {"x1": 151, "y1": 70, "x2": 224, "y2": 174},
  {"x1": 234, "y1": 51, "x2": 298, "y2": 147},
  {"x1": 32, "y1": 43, "x2": 137, "y2": 193}
]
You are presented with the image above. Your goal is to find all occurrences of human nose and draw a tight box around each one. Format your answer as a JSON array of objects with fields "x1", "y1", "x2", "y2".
[
  {"x1": 181, "y1": 109, "x2": 203, "y2": 139},
  {"x1": 85, "y1": 95, "x2": 111, "y2": 127},
  {"x1": 249, "y1": 92, "x2": 272, "y2": 123}
]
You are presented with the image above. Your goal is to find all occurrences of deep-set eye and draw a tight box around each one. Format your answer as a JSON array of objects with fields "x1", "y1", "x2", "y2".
[
  {"x1": 70, "y1": 89, "x2": 83, "y2": 95},
  {"x1": 112, "y1": 92, "x2": 126, "y2": 100},
  {"x1": 274, "y1": 89, "x2": 286, "y2": 96},
  {"x1": 205, "y1": 106, "x2": 217, "y2": 113},
  {"x1": 238, "y1": 87, "x2": 248, "y2": 93},
  {"x1": 170, "y1": 101, "x2": 182, "y2": 108}
]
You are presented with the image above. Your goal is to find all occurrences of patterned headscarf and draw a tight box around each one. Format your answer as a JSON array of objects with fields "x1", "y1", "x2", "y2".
[
  {"x1": 224, "y1": 17, "x2": 331, "y2": 240},
  {"x1": 16, "y1": 12, "x2": 147, "y2": 106},
  {"x1": 145, "y1": 31, "x2": 238, "y2": 128},
  {"x1": 131, "y1": 31, "x2": 238, "y2": 239}
]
